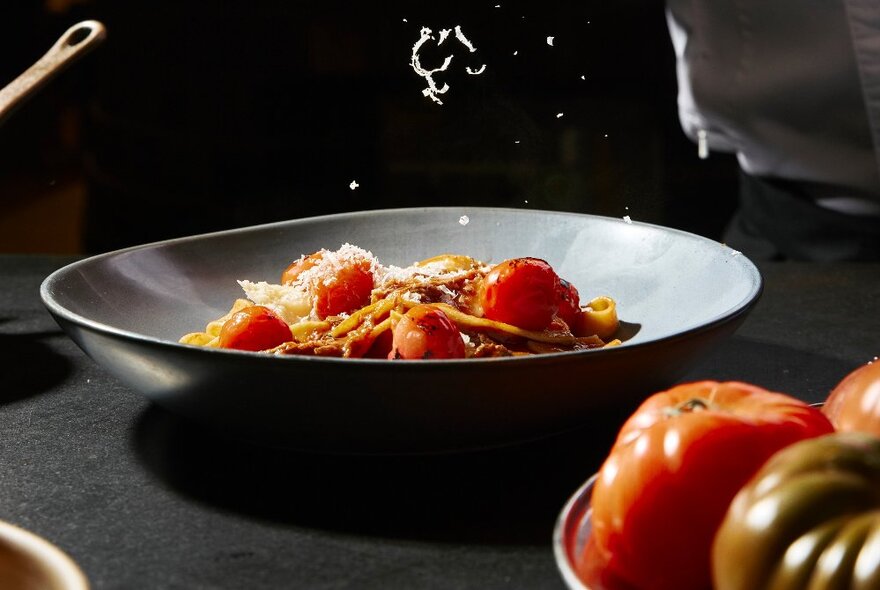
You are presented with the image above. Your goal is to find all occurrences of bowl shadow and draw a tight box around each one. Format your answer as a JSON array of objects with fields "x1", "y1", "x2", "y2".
[
  {"x1": 0, "y1": 324, "x2": 74, "y2": 405},
  {"x1": 132, "y1": 401, "x2": 631, "y2": 546},
  {"x1": 130, "y1": 336, "x2": 852, "y2": 547}
]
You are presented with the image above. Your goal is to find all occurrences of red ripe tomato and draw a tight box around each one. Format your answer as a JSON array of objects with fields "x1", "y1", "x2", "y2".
[
  {"x1": 281, "y1": 252, "x2": 322, "y2": 285},
  {"x1": 585, "y1": 381, "x2": 835, "y2": 590},
  {"x1": 219, "y1": 305, "x2": 292, "y2": 351},
  {"x1": 480, "y1": 257, "x2": 560, "y2": 331},
  {"x1": 388, "y1": 304, "x2": 466, "y2": 360},
  {"x1": 281, "y1": 251, "x2": 374, "y2": 319},
  {"x1": 822, "y1": 358, "x2": 880, "y2": 435},
  {"x1": 555, "y1": 277, "x2": 582, "y2": 332},
  {"x1": 313, "y1": 263, "x2": 374, "y2": 319}
]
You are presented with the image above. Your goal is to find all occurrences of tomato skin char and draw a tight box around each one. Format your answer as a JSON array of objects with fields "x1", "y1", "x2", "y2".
[
  {"x1": 389, "y1": 304, "x2": 466, "y2": 360},
  {"x1": 480, "y1": 257, "x2": 560, "y2": 331},
  {"x1": 219, "y1": 305, "x2": 292, "y2": 351}
]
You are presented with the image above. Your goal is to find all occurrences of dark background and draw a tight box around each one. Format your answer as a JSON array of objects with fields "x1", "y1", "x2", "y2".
[{"x1": 0, "y1": 0, "x2": 738, "y2": 254}]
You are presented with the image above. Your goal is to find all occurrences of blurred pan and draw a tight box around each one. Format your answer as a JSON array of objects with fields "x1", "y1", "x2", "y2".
[{"x1": 0, "y1": 20, "x2": 105, "y2": 126}]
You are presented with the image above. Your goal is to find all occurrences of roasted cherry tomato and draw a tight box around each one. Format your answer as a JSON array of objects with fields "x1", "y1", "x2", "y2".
[
  {"x1": 388, "y1": 304, "x2": 466, "y2": 360},
  {"x1": 585, "y1": 381, "x2": 834, "y2": 590},
  {"x1": 822, "y1": 359, "x2": 880, "y2": 435},
  {"x1": 555, "y1": 277, "x2": 582, "y2": 332},
  {"x1": 219, "y1": 305, "x2": 291, "y2": 351},
  {"x1": 713, "y1": 432, "x2": 880, "y2": 590},
  {"x1": 480, "y1": 257, "x2": 560, "y2": 331},
  {"x1": 281, "y1": 252, "x2": 322, "y2": 285},
  {"x1": 281, "y1": 251, "x2": 374, "y2": 319},
  {"x1": 313, "y1": 263, "x2": 374, "y2": 319}
]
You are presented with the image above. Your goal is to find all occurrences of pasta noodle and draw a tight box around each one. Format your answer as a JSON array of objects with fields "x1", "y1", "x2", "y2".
[{"x1": 180, "y1": 245, "x2": 621, "y2": 359}]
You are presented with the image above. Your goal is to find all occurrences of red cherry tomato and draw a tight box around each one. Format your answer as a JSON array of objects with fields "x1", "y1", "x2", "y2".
[
  {"x1": 822, "y1": 359, "x2": 880, "y2": 435},
  {"x1": 313, "y1": 263, "x2": 374, "y2": 319},
  {"x1": 555, "y1": 277, "x2": 582, "y2": 331},
  {"x1": 480, "y1": 257, "x2": 560, "y2": 331},
  {"x1": 281, "y1": 252, "x2": 322, "y2": 285},
  {"x1": 281, "y1": 251, "x2": 374, "y2": 319},
  {"x1": 218, "y1": 305, "x2": 291, "y2": 351},
  {"x1": 388, "y1": 304, "x2": 466, "y2": 360},
  {"x1": 585, "y1": 381, "x2": 835, "y2": 590}
]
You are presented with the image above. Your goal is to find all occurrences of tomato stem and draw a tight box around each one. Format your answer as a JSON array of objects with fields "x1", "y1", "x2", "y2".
[{"x1": 665, "y1": 398, "x2": 710, "y2": 417}]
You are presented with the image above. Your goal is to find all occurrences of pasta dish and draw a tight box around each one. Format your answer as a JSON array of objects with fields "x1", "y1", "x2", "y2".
[{"x1": 180, "y1": 244, "x2": 620, "y2": 359}]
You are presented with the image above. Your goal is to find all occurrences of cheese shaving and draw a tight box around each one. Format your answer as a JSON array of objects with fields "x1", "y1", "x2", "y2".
[
  {"x1": 454, "y1": 25, "x2": 477, "y2": 52},
  {"x1": 410, "y1": 24, "x2": 486, "y2": 104}
]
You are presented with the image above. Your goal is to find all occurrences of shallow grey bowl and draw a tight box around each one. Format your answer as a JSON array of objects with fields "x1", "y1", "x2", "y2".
[{"x1": 41, "y1": 207, "x2": 761, "y2": 453}]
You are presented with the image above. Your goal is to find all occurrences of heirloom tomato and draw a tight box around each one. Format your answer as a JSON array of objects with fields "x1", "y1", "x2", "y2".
[
  {"x1": 713, "y1": 432, "x2": 880, "y2": 590},
  {"x1": 822, "y1": 359, "x2": 880, "y2": 436},
  {"x1": 480, "y1": 257, "x2": 560, "y2": 331},
  {"x1": 585, "y1": 381, "x2": 834, "y2": 590},
  {"x1": 219, "y1": 305, "x2": 292, "y2": 351}
]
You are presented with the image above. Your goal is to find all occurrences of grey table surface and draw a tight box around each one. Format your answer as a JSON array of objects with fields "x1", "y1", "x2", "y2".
[{"x1": 1, "y1": 255, "x2": 878, "y2": 589}]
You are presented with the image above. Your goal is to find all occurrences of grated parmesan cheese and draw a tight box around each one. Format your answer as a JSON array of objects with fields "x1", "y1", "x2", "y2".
[
  {"x1": 239, "y1": 245, "x2": 490, "y2": 323},
  {"x1": 454, "y1": 25, "x2": 477, "y2": 52},
  {"x1": 296, "y1": 243, "x2": 379, "y2": 289},
  {"x1": 410, "y1": 24, "x2": 486, "y2": 104},
  {"x1": 238, "y1": 280, "x2": 311, "y2": 323},
  {"x1": 410, "y1": 27, "x2": 453, "y2": 105}
]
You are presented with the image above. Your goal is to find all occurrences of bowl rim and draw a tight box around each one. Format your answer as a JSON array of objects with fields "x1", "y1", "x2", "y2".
[
  {"x1": 0, "y1": 519, "x2": 89, "y2": 590},
  {"x1": 40, "y1": 206, "x2": 763, "y2": 366},
  {"x1": 553, "y1": 473, "x2": 596, "y2": 590}
]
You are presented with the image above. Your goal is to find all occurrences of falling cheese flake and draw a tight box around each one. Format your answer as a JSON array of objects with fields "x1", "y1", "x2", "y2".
[
  {"x1": 580, "y1": 75, "x2": 586, "y2": 80},
  {"x1": 455, "y1": 25, "x2": 478, "y2": 53},
  {"x1": 547, "y1": 36, "x2": 555, "y2": 46},
  {"x1": 403, "y1": 18, "x2": 408, "y2": 23},
  {"x1": 410, "y1": 25, "x2": 485, "y2": 104},
  {"x1": 514, "y1": 140, "x2": 521, "y2": 144},
  {"x1": 459, "y1": 215, "x2": 470, "y2": 226},
  {"x1": 410, "y1": 27, "x2": 454, "y2": 104},
  {"x1": 556, "y1": 112, "x2": 564, "y2": 118},
  {"x1": 349, "y1": 180, "x2": 359, "y2": 190},
  {"x1": 513, "y1": 50, "x2": 519, "y2": 56}
]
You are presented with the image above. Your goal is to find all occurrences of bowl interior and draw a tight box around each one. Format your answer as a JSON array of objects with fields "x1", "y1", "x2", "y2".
[{"x1": 44, "y1": 207, "x2": 759, "y2": 347}]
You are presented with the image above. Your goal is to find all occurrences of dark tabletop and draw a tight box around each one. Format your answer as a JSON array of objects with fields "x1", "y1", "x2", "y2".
[{"x1": 1, "y1": 255, "x2": 878, "y2": 590}]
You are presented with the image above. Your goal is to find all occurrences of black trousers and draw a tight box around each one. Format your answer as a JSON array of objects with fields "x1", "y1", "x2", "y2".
[{"x1": 724, "y1": 171, "x2": 880, "y2": 262}]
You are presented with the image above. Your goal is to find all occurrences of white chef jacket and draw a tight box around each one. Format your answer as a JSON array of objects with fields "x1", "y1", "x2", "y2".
[{"x1": 666, "y1": 0, "x2": 880, "y2": 216}]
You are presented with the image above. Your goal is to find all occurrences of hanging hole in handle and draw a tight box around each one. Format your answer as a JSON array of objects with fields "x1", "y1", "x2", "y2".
[{"x1": 65, "y1": 25, "x2": 94, "y2": 47}]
